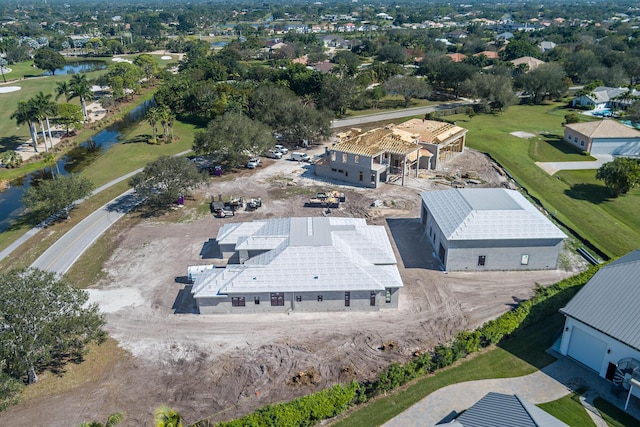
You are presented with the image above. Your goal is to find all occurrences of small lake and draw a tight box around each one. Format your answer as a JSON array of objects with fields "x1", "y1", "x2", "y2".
[
  {"x1": 0, "y1": 99, "x2": 154, "y2": 232},
  {"x1": 43, "y1": 60, "x2": 107, "y2": 76}
]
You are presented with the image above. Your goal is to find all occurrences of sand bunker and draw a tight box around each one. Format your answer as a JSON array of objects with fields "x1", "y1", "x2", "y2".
[
  {"x1": 510, "y1": 131, "x2": 536, "y2": 139},
  {"x1": 112, "y1": 57, "x2": 133, "y2": 64},
  {"x1": 0, "y1": 86, "x2": 21, "y2": 93},
  {"x1": 161, "y1": 55, "x2": 172, "y2": 60}
]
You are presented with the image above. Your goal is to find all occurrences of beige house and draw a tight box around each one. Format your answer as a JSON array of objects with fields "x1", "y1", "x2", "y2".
[
  {"x1": 564, "y1": 120, "x2": 640, "y2": 156},
  {"x1": 511, "y1": 56, "x2": 545, "y2": 72}
]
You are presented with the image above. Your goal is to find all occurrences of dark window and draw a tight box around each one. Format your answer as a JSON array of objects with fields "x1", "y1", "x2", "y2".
[
  {"x1": 478, "y1": 255, "x2": 486, "y2": 266},
  {"x1": 270, "y1": 292, "x2": 284, "y2": 306},
  {"x1": 254, "y1": 296, "x2": 260, "y2": 305},
  {"x1": 331, "y1": 168, "x2": 337, "y2": 172},
  {"x1": 359, "y1": 171, "x2": 363, "y2": 181},
  {"x1": 345, "y1": 292, "x2": 350, "y2": 306},
  {"x1": 371, "y1": 173, "x2": 376, "y2": 184},
  {"x1": 345, "y1": 171, "x2": 348, "y2": 177},
  {"x1": 317, "y1": 295, "x2": 323, "y2": 302},
  {"x1": 438, "y1": 243, "x2": 445, "y2": 263},
  {"x1": 232, "y1": 297, "x2": 245, "y2": 307},
  {"x1": 370, "y1": 291, "x2": 376, "y2": 306},
  {"x1": 296, "y1": 295, "x2": 302, "y2": 302},
  {"x1": 385, "y1": 289, "x2": 392, "y2": 304}
]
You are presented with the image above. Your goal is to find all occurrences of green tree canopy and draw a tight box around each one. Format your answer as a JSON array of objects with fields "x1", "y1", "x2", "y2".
[
  {"x1": 515, "y1": 62, "x2": 569, "y2": 104},
  {"x1": 384, "y1": 75, "x2": 431, "y2": 108},
  {"x1": 193, "y1": 112, "x2": 275, "y2": 165},
  {"x1": 0, "y1": 268, "x2": 106, "y2": 385},
  {"x1": 130, "y1": 156, "x2": 206, "y2": 208},
  {"x1": 22, "y1": 174, "x2": 94, "y2": 221},
  {"x1": 33, "y1": 48, "x2": 66, "y2": 75},
  {"x1": 462, "y1": 72, "x2": 518, "y2": 113},
  {"x1": 56, "y1": 103, "x2": 84, "y2": 134},
  {"x1": 595, "y1": 157, "x2": 640, "y2": 197},
  {"x1": 501, "y1": 39, "x2": 540, "y2": 61}
]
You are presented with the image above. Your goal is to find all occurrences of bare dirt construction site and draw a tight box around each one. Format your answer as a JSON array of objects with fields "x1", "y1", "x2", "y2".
[{"x1": 4, "y1": 147, "x2": 586, "y2": 426}]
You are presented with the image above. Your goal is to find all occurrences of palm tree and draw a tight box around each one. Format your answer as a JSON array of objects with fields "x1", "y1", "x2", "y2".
[
  {"x1": 0, "y1": 58, "x2": 7, "y2": 83},
  {"x1": 146, "y1": 107, "x2": 161, "y2": 143},
  {"x1": 55, "y1": 80, "x2": 72, "y2": 102},
  {"x1": 69, "y1": 74, "x2": 93, "y2": 122},
  {"x1": 31, "y1": 92, "x2": 58, "y2": 151},
  {"x1": 11, "y1": 100, "x2": 39, "y2": 152},
  {"x1": 77, "y1": 412, "x2": 124, "y2": 427},
  {"x1": 158, "y1": 105, "x2": 174, "y2": 142},
  {"x1": 154, "y1": 405, "x2": 182, "y2": 427}
]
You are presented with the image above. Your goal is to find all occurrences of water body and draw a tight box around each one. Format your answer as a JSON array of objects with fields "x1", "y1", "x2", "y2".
[
  {"x1": 43, "y1": 60, "x2": 107, "y2": 76},
  {"x1": 0, "y1": 99, "x2": 154, "y2": 232}
]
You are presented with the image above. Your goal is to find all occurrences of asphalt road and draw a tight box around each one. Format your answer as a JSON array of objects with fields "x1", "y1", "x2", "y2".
[
  {"x1": 331, "y1": 101, "x2": 469, "y2": 128},
  {"x1": 2, "y1": 104, "x2": 468, "y2": 273}
]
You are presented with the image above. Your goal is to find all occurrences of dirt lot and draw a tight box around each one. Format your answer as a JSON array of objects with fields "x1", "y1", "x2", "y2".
[{"x1": 4, "y1": 146, "x2": 586, "y2": 426}]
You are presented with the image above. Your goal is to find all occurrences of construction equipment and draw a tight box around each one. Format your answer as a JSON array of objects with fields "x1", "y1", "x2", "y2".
[
  {"x1": 306, "y1": 191, "x2": 345, "y2": 208},
  {"x1": 246, "y1": 198, "x2": 262, "y2": 210}
]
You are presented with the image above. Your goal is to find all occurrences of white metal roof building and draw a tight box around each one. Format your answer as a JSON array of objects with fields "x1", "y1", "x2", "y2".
[
  {"x1": 559, "y1": 251, "x2": 640, "y2": 403},
  {"x1": 420, "y1": 188, "x2": 566, "y2": 271},
  {"x1": 191, "y1": 217, "x2": 403, "y2": 314}
]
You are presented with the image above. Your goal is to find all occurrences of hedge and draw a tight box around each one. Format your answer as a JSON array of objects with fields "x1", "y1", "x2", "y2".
[{"x1": 197, "y1": 265, "x2": 599, "y2": 427}]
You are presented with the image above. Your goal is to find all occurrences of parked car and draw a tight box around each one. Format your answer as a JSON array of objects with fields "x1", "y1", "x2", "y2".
[
  {"x1": 290, "y1": 152, "x2": 310, "y2": 162},
  {"x1": 246, "y1": 158, "x2": 261, "y2": 169},
  {"x1": 275, "y1": 144, "x2": 289, "y2": 154},
  {"x1": 267, "y1": 150, "x2": 283, "y2": 159}
]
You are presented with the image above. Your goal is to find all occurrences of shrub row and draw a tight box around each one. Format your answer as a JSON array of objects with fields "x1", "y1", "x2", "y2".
[
  {"x1": 427, "y1": 106, "x2": 475, "y2": 120},
  {"x1": 210, "y1": 382, "x2": 364, "y2": 427},
  {"x1": 204, "y1": 265, "x2": 599, "y2": 427}
]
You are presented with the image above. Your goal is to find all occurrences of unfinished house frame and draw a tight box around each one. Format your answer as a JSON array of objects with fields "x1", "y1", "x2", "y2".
[
  {"x1": 394, "y1": 119, "x2": 468, "y2": 170},
  {"x1": 315, "y1": 127, "x2": 421, "y2": 188}
]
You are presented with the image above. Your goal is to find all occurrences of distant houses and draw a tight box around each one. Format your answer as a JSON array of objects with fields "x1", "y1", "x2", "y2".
[{"x1": 571, "y1": 86, "x2": 639, "y2": 111}]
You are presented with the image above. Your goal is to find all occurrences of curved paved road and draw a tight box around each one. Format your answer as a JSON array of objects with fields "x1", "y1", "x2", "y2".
[
  {"x1": 1, "y1": 103, "x2": 470, "y2": 269},
  {"x1": 382, "y1": 355, "x2": 640, "y2": 426}
]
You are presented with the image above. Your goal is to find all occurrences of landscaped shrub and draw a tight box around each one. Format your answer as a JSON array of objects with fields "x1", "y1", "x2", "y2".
[{"x1": 208, "y1": 265, "x2": 600, "y2": 427}]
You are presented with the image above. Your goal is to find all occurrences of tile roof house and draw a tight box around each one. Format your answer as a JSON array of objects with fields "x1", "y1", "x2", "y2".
[
  {"x1": 559, "y1": 251, "x2": 640, "y2": 406},
  {"x1": 571, "y1": 86, "x2": 639, "y2": 111},
  {"x1": 420, "y1": 188, "x2": 566, "y2": 271},
  {"x1": 190, "y1": 217, "x2": 403, "y2": 313},
  {"x1": 473, "y1": 50, "x2": 499, "y2": 59},
  {"x1": 435, "y1": 392, "x2": 569, "y2": 426},
  {"x1": 564, "y1": 120, "x2": 640, "y2": 156},
  {"x1": 315, "y1": 126, "x2": 421, "y2": 187},
  {"x1": 447, "y1": 53, "x2": 468, "y2": 63},
  {"x1": 510, "y1": 56, "x2": 545, "y2": 72}
]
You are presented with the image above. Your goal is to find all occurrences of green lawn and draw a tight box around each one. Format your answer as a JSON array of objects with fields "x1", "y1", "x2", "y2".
[
  {"x1": 594, "y1": 397, "x2": 640, "y2": 427},
  {"x1": 0, "y1": 66, "x2": 107, "y2": 152},
  {"x1": 538, "y1": 392, "x2": 597, "y2": 427},
  {"x1": 443, "y1": 103, "x2": 640, "y2": 258},
  {"x1": 331, "y1": 314, "x2": 563, "y2": 427}
]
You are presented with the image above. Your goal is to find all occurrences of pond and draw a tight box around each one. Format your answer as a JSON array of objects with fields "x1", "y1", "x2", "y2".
[
  {"x1": 0, "y1": 99, "x2": 154, "y2": 232},
  {"x1": 43, "y1": 60, "x2": 107, "y2": 76}
]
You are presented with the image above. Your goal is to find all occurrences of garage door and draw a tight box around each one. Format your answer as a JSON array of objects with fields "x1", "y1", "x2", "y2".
[{"x1": 567, "y1": 327, "x2": 607, "y2": 373}]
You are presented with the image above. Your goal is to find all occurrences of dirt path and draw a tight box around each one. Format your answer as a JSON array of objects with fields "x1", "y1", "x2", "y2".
[{"x1": 3, "y1": 147, "x2": 585, "y2": 426}]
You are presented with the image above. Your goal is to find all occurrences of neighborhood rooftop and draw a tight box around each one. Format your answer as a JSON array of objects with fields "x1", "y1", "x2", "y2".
[
  {"x1": 421, "y1": 188, "x2": 567, "y2": 241},
  {"x1": 565, "y1": 120, "x2": 640, "y2": 139},
  {"x1": 560, "y1": 250, "x2": 640, "y2": 351},
  {"x1": 192, "y1": 217, "x2": 402, "y2": 298}
]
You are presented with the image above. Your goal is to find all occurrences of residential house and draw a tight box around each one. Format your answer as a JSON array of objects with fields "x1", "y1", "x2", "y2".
[
  {"x1": 510, "y1": 56, "x2": 545, "y2": 72},
  {"x1": 434, "y1": 392, "x2": 569, "y2": 426},
  {"x1": 315, "y1": 127, "x2": 421, "y2": 187},
  {"x1": 190, "y1": 217, "x2": 403, "y2": 314},
  {"x1": 559, "y1": 250, "x2": 640, "y2": 407},
  {"x1": 571, "y1": 86, "x2": 639, "y2": 111},
  {"x1": 394, "y1": 119, "x2": 468, "y2": 170},
  {"x1": 539, "y1": 40, "x2": 557, "y2": 52},
  {"x1": 473, "y1": 50, "x2": 499, "y2": 60},
  {"x1": 447, "y1": 53, "x2": 467, "y2": 63},
  {"x1": 564, "y1": 120, "x2": 640, "y2": 156},
  {"x1": 420, "y1": 188, "x2": 566, "y2": 272}
]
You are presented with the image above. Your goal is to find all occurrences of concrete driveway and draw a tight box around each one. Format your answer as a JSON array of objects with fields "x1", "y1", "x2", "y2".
[
  {"x1": 536, "y1": 155, "x2": 613, "y2": 176},
  {"x1": 383, "y1": 354, "x2": 640, "y2": 427}
]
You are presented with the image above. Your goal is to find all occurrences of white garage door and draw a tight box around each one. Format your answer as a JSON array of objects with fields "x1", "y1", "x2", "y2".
[{"x1": 567, "y1": 327, "x2": 607, "y2": 373}]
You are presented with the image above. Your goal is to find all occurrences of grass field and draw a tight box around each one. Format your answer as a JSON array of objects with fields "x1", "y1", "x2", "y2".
[
  {"x1": 442, "y1": 104, "x2": 640, "y2": 258},
  {"x1": 538, "y1": 392, "x2": 597, "y2": 427},
  {"x1": 345, "y1": 95, "x2": 435, "y2": 117}
]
